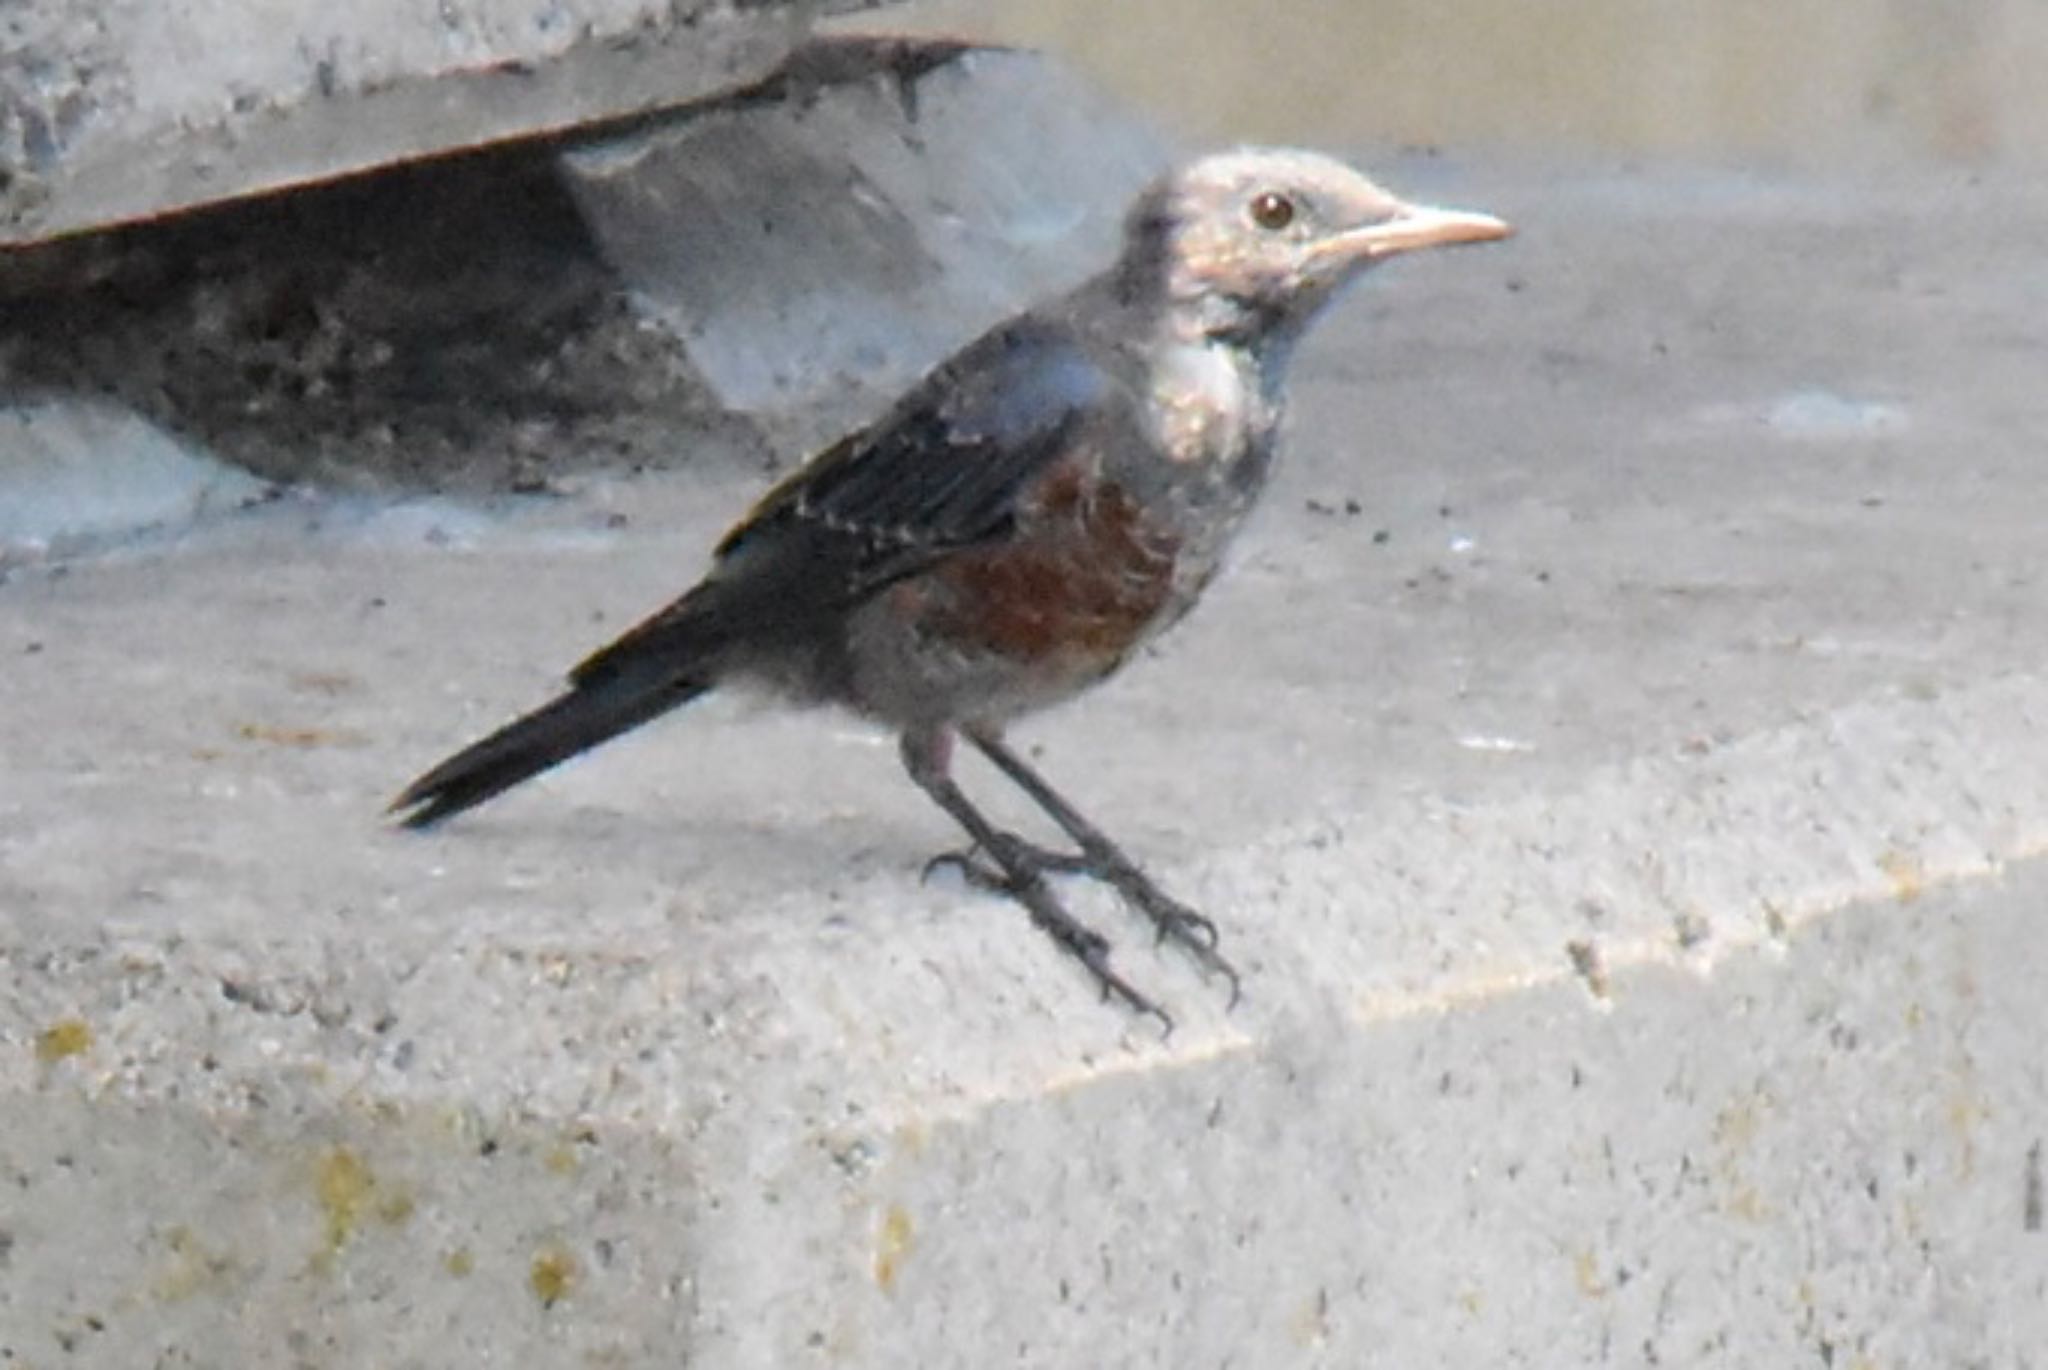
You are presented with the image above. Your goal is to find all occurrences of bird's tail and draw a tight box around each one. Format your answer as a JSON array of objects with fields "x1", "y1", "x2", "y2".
[{"x1": 390, "y1": 669, "x2": 710, "y2": 829}]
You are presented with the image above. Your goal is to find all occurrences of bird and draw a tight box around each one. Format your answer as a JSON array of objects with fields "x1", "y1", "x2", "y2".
[{"x1": 392, "y1": 147, "x2": 1511, "y2": 1028}]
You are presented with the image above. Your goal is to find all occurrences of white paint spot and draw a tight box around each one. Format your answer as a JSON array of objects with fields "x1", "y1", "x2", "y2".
[
  {"x1": 1668, "y1": 390, "x2": 1908, "y2": 443},
  {"x1": 1764, "y1": 390, "x2": 1906, "y2": 437},
  {"x1": 1457, "y1": 734, "x2": 1536, "y2": 754}
]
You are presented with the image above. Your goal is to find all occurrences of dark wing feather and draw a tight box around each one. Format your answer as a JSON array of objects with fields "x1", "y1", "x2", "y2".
[
  {"x1": 724, "y1": 317, "x2": 1109, "y2": 559},
  {"x1": 573, "y1": 318, "x2": 1111, "y2": 688}
]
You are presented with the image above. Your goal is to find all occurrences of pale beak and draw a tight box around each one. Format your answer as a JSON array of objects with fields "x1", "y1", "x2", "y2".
[{"x1": 1324, "y1": 201, "x2": 1513, "y2": 263}]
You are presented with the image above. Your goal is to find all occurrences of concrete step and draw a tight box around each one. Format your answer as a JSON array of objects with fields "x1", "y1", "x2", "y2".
[{"x1": 3, "y1": 158, "x2": 2045, "y2": 1365}]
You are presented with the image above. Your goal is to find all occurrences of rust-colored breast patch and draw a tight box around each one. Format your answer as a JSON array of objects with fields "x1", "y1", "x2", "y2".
[{"x1": 922, "y1": 460, "x2": 1180, "y2": 664}]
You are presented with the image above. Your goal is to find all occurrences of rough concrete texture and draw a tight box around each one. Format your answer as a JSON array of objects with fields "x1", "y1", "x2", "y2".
[
  {"x1": 0, "y1": 141, "x2": 749, "y2": 496},
  {"x1": 0, "y1": 0, "x2": 896, "y2": 246},
  {"x1": 0, "y1": 43, "x2": 1159, "y2": 499},
  {"x1": 5, "y1": 157, "x2": 2048, "y2": 1364},
  {"x1": 563, "y1": 42, "x2": 1170, "y2": 446}
]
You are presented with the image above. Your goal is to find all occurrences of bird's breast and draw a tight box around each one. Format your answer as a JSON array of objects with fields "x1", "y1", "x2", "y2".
[
  {"x1": 918, "y1": 458, "x2": 1180, "y2": 661},
  {"x1": 1145, "y1": 341, "x2": 1274, "y2": 472}
]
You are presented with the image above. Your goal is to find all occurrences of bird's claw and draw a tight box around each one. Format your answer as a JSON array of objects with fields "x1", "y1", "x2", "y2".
[
  {"x1": 926, "y1": 828, "x2": 1238, "y2": 1022},
  {"x1": 1013, "y1": 880, "x2": 1175, "y2": 1038},
  {"x1": 923, "y1": 839, "x2": 1091, "y2": 887},
  {"x1": 1133, "y1": 890, "x2": 1240, "y2": 1006},
  {"x1": 1041, "y1": 844, "x2": 1241, "y2": 1004},
  {"x1": 921, "y1": 847, "x2": 1002, "y2": 890}
]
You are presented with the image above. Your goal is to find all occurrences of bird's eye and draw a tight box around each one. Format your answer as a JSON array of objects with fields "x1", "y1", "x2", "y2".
[{"x1": 1249, "y1": 191, "x2": 1297, "y2": 231}]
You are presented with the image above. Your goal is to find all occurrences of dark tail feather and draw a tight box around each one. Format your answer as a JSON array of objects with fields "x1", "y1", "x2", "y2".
[{"x1": 391, "y1": 672, "x2": 710, "y2": 829}]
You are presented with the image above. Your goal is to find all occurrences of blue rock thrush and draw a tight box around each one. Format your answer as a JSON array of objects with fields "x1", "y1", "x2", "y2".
[{"x1": 392, "y1": 148, "x2": 1511, "y2": 1026}]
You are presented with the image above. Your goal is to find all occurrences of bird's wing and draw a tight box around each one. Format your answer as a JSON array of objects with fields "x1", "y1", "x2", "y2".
[
  {"x1": 721, "y1": 317, "x2": 1111, "y2": 563},
  {"x1": 570, "y1": 317, "x2": 1114, "y2": 688}
]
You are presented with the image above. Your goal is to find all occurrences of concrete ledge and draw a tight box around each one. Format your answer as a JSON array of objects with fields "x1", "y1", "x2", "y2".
[
  {"x1": 563, "y1": 42, "x2": 1169, "y2": 445},
  {"x1": 2, "y1": 0, "x2": 893, "y2": 245},
  {"x1": 1, "y1": 42, "x2": 1164, "y2": 505},
  {"x1": 4, "y1": 159, "x2": 2047, "y2": 1363}
]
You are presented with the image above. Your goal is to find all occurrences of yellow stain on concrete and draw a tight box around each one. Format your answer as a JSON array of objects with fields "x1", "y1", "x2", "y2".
[
  {"x1": 530, "y1": 1245, "x2": 578, "y2": 1307},
  {"x1": 1724, "y1": 1185, "x2": 1770, "y2": 1222},
  {"x1": 1573, "y1": 1249, "x2": 1607, "y2": 1298},
  {"x1": 316, "y1": 1148, "x2": 376, "y2": 1257},
  {"x1": 152, "y1": 1225, "x2": 235, "y2": 1302},
  {"x1": 1901, "y1": 1196, "x2": 1925, "y2": 1244},
  {"x1": 34, "y1": 1017, "x2": 92, "y2": 1064},
  {"x1": 444, "y1": 1247, "x2": 475, "y2": 1278},
  {"x1": 234, "y1": 721, "x2": 367, "y2": 749},
  {"x1": 1949, "y1": 1086, "x2": 1988, "y2": 1179},
  {"x1": 1877, "y1": 849, "x2": 1923, "y2": 902},
  {"x1": 1713, "y1": 1089, "x2": 1775, "y2": 1222},
  {"x1": 1713, "y1": 1094, "x2": 1765, "y2": 1151},
  {"x1": 312, "y1": 1146, "x2": 413, "y2": 1268},
  {"x1": 873, "y1": 1204, "x2": 914, "y2": 1294}
]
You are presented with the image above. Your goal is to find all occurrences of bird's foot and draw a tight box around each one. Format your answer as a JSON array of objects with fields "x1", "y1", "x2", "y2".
[
  {"x1": 924, "y1": 833, "x2": 1172, "y2": 1034},
  {"x1": 1015, "y1": 877, "x2": 1176, "y2": 1036},
  {"x1": 923, "y1": 834, "x2": 1239, "y2": 1013},
  {"x1": 1078, "y1": 854, "x2": 1242, "y2": 1009}
]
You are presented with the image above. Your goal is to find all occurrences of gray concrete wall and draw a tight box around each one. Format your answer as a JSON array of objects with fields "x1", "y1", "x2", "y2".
[{"x1": 874, "y1": 0, "x2": 2048, "y2": 168}]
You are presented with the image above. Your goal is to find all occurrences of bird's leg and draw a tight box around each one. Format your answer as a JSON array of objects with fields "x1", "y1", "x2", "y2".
[
  {"x1": 968, "y1": 730, "x2": 1241, "y2": 1007},
  {"x1": 900, "y1": 728, "x2": 1172, "y2": 1032}
]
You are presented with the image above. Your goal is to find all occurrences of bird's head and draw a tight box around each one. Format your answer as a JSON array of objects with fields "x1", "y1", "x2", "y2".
[{"x1": 1120, "y1": 148, "x2": 1511, "y2": 354}]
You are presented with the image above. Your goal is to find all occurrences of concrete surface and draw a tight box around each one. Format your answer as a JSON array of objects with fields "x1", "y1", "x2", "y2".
[
  {"x1": 0, "y1": 42, "x2": 1162, "y2": 502},
  {"x1": 1, "y1": 0, "x2": 896, "y2": 246},
  {"x1": 4, "y1": 156, "x2": 2048, "y2": 1364}
]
